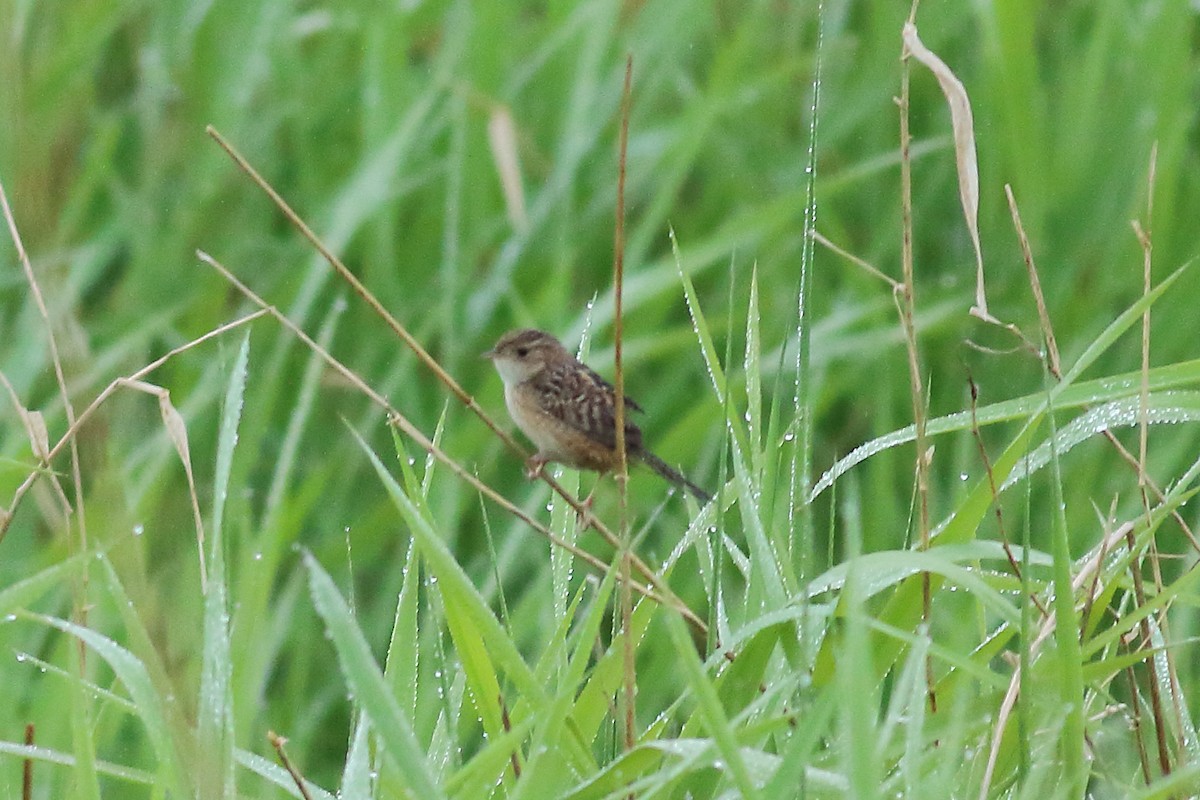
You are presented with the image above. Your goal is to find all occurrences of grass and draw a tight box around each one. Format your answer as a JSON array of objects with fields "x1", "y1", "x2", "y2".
[{"x1": 3, "y1": 0, "x2": 1200, "y2": 797}]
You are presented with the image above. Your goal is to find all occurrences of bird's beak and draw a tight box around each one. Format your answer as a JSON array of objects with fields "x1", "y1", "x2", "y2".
[{"x1": 481, "y1": 348, "x2": 497, "y2": 360}]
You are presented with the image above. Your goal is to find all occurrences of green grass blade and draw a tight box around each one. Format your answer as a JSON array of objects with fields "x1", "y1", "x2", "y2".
[
  {"x1": 304, "y1": 552, "x2": 444, "y2": 800},
  {"x1": 36, "y1": 614, "x2": 188, "y2": 796},
  {"x1": 198, "y1": 330, "x2": 249, "y2": 799},
  {"x1": 664, "y1": 613, "x2": 762, "y2": 800}
]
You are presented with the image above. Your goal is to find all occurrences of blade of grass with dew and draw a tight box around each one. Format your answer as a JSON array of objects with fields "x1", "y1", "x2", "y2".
[
  {"x1": 744, "y1": 263, "x2": 765, "y2": 492},
  {"x1": 361, "y1": 398, "x2": 428, "y2": 798},
  {"x1": 233, "y1": 749, "x2": 336, "y2": 800},
  {"x1": 569, "y1": 592, "x2": 664, "y2": 750},
  {"x1": 813, "y1": 357, "x2": 1200, "y2": 500},
  {"x1": 222, "y1": 307, "x2": 338, "y2": 749},
  {"x1": 303, "y1": 552, "x2": 444, "y2": 800},
  {"x1": 350, "y1": 427, "x2": 561, "y2": 748},
  {"x1": 672, "y1": 230, "x2": 792, "y2": 606},
  {"x1": 0, "y1": 741, "x2": 157, "y2": 790},
  {"x1": 0, "y1": 554, "x2": 88, "y2": 615},
  {"x1": 357, "y1": 436, "x2": 506, "y2": 746},
  {"x1": 1044, "y1": 395, "x2": 1086, "y2": 794},
  {"x1": 36, "y1": 614, "x2": 189, "y2": 796},
  {"x1": 806, "y1": 549, "x2": 1021, "y2": 626},
  {"x1": 1150, "y1": 616, "x2": 1200, "y2": 764},
  {"x1": 198, "y1": 331, "x2": 249, "y2": 799},
  {"x1": 341, "y1": 714, "x2": 371, "y2": 800},
  {"x1": 388, "y1": 419, "x2": 430, "y2": 516},
  {"x1": 884, "y1": 617, "x2": 932, "y2": 793},
  {"x1": 66, "y1": 624, "x2": 102, "y2": 800},
  {"x1": 815, "y1": 356, "x2": 1200, "y2": 500},
  {"x1": 664, "y1": 612, "x2": 762, "y2": 799},
  {"x1": 383, "y1": 537, "x2": 421, "y2": 722},
  {"x1": 999, "y1": 392, "x2": 1200, "y2": 492},
  {"x1": 418, "y1": 582, "x2": 463, "y2": 788},
  {"x1": 510, "y1": 563, "x2": 620, "y2": 799},
  {"x1": 444, "y1": 714, "x2": 537, "y2": 799},
  {"x1": 530, "y1": 579, "x2": 590, "y2": 707},
  {"x1": 12, "y1": 651, "x2": 139, "y2": 716},
  {"x1": 670, "y1": 226, "x2": 748, "y2": 455},
  {"x1": 813, "y1": 260, "x2": 1195, "y2": 501},
  {"x1": 422, "y1": 402, "x2": 450, "y2": 499},
  {"x1": 549, "y1": 466, "x2": 582, "y2": 637}
]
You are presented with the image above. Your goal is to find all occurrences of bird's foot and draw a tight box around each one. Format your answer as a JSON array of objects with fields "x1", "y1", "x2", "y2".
[{"x1": 524, "y1": 455, "x2": 548, "y2": 480}]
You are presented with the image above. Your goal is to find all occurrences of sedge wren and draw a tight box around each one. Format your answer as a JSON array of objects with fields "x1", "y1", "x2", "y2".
[{"x1": 484, "y1": 328, "x2": 711, "y2": 503}]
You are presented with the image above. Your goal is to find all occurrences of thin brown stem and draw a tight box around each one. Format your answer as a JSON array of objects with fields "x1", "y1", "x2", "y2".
[
  {"x1": 499, "y1": 693, "x2": 522, "y2": 779},
  {"x1": 898, "y1": 2, "x2": 935, "y2": 712},
  {"x1": 613, "y1": 54, "x2": 636, "y2": 754},
  {"x1": 267, "y1": 731, "x2": 314, "y2": 800},
  {"x1": 0, "y1": 176, "x2": 90, "y2": 661},
  {"x1": 966, "y1": 376, "x2": 1046, "y2": 618},
  {"x1": 811, "y1": 229, "x2": 901, "y2": 291},
  {"x1": 1129, "y1": 142, "x2": 1172, "y2": 776},
  {"x1": 1004, "y1": 185, "x2": 1061, "y2": 379},
  {"x1": 1122, "y1": 636, "x2": 1154, "y2": 784},
  {"x1": 22, "y1": 724, "x2": 33, "y2": 800}
]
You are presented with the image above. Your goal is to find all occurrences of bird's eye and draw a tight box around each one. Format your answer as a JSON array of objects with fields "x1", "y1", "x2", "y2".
[{"x1": 516, "y1": 347, "x2": 528, "y2": 358}]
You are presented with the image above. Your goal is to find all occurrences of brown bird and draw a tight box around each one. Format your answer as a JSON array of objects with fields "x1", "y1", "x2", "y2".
[{"x1": 483, "y1": 328, "x2": 711, "y2": 504}]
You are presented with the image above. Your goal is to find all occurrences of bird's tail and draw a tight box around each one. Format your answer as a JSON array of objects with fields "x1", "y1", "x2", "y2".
[{"x1": 639, "y1": 451, "x2": 712, "y2": 504}]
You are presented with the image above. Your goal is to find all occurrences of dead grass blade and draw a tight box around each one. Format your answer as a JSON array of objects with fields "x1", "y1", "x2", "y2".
[{"x1": 901, "y1": 22, "x2": 988, "y2": 322}]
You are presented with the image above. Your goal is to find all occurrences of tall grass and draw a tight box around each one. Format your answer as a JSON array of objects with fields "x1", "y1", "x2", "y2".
[{"x1": 3, "y1": 0, "x2": 1200, "y2": 797}]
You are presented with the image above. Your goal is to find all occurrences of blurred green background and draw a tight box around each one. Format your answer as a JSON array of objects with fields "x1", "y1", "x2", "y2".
[{"x1": 2, "y1": 0, "x2": 1199, "y2": 796}]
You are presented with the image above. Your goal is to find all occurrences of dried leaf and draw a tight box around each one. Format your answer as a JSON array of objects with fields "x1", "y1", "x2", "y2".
[
  {"x1": 18, "y1": 408, "x2": 50, "y2": 461},
  {"x1": 903, "y1": 22, "x2": 989, "y2": 319},
  {"x1": 118, "y1": 377, "x2": 208, "y2": 591}
]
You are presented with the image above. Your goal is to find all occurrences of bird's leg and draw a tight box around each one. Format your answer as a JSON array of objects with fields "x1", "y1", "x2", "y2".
[{"x1": 524, "y1": 453, "x2": 549, "y2": 480}]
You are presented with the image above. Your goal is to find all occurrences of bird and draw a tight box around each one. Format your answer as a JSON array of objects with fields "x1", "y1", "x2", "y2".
[{"x1": 483, "y1": 328, "x2": 711, "y2": 505}]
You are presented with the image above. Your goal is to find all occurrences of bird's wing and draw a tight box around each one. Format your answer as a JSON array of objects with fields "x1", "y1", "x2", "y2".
[{"x1": 530, "y1": 360, "x2": 644, "y2": 451}]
